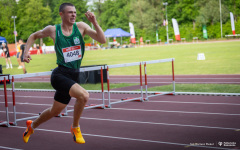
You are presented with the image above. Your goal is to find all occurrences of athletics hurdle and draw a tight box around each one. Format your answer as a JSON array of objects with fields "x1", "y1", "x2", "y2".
[
  {"x1": 0, "y1": 78, "x2": 10, "y2": 127},
  {"x1": 0, "y1": 72, "x2": 53, "y2": 126},
  {"x1": 106, "y1": 62, "x2": 144, "y2": 108},
  {"x1": 143, "y1": 58, "x2": 175, "y2": 100},
  {"x1": 65, "y1": 65, "x2": 106, "y2": 114}
]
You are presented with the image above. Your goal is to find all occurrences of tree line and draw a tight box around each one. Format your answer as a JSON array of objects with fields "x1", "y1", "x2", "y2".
[{"x1": 0, "y1": 0, "x2": 239, "y2": 45}]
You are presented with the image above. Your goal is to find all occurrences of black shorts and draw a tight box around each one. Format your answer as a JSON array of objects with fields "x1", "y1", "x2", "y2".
[
  {"x1": 51, "y1": 65, "x2": 80, "y2": 104},
  {"x1": 20, "y1": 54, "x2": 24, "y2": 62},
  {"x1": 4, "y1": 51, "x2": 10, "y2": 58}
]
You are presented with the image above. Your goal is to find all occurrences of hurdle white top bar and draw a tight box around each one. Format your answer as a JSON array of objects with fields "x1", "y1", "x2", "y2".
[
  {"x1": 80, "y1": 66, "x2": 103, "y2": 72},
  {"x1": 108, "y1": 62, "x2": 140, "y2": 69},
  {"x1": 0, "y1": 71, "x2": 52, "y2": 80},
  {"x1": 143, "y1": 58, "x2": 174, "y2": 65}
]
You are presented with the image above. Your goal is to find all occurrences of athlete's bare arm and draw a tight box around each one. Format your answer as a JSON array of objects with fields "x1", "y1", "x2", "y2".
[
  {"x1": 24, "y1": 25, "x2": 56, "y2": 63},
  {"x1": 77, "y1": 11, "x2": 106, "y2": 44}
]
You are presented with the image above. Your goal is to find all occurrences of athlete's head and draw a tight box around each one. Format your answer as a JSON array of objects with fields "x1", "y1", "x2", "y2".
[
  {"x1": 59, "y1": 3, "x2": 76, "y2": 25},
  {"x1": 59, "y1": 3, "x2": 74, "y2": 13}
]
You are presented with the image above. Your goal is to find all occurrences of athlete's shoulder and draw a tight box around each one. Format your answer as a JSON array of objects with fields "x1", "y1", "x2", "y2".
[
  {"x1": 76, "y1": 22, "x2": 90, "y2": 30},
  {"x1": 43, "y1": 25, "x2": 56, "y2": 32}
]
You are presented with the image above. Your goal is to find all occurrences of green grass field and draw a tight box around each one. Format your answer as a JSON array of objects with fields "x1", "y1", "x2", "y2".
[
  {"x1": 1, "y1": 40, "x2": 240, "y2": 93},
  {"x1": 1, "y1": 40, "x2": 240, "y2": 75}
]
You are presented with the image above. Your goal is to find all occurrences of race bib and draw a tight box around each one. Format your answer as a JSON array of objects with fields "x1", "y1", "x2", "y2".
[{"x1": 62, "y1": 45, "x2": 82, "y2": 63}]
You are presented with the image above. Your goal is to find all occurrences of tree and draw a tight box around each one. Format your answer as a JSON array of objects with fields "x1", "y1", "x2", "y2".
[
  {"x1": 0, "y1": 0, "x2": 18, "y2": 43},
  {"x1": 93, "y1": 0, "x2": 130, "y2": 31},
  {"x1": 196, "y1": 0, "x2": 229, "y2": 26},
  {"x1": 17, "y1": 0, "x2": 52, "y2": 40}
]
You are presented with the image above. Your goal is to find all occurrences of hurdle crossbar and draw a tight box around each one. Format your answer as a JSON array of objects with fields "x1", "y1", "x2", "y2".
[{"x1": 0, "y1": 71, "x2": 52, "y2": 81}]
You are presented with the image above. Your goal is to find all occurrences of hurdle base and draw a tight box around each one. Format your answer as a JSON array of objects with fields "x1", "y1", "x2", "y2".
[
  {"x1": 0, "y1": 121, "x2": 14, "y2": 127},
  {"x1": 154, "y1": 92, "x2": 174, "y2": 95},
  {"x1": 121, "y1": 98, "x2": 143, "y2": 102},
  {"x1": 89, "y1": 104, "x2": 108, "y2": 109}
]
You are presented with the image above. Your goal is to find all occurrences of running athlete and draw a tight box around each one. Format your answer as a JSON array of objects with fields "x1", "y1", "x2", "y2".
[
  {"x1": 23, "y1": 3, "x2": 106, "y2": 144},
  {"x1": 2, "y1": 42, "x2": 13, "y2": 69}
]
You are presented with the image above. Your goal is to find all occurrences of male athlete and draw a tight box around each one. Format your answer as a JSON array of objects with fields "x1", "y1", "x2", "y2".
[{"x1": 23, "y1": 3, "x2": 106, "y2": 144}]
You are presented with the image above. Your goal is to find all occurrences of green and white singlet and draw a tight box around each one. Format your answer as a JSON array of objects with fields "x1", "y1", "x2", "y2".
[{"x1": 55, "y1": 23, "x2": 85, "y2": 69}]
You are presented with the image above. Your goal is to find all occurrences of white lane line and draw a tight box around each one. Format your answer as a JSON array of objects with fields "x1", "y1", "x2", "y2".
[
  {"x1": 68, "y1": 116, "x2": 240, "y2": 131},
  {"x1": 9, "y1": 126, "x2": 229, "y2": 150},
  {"x1": 147, "y1": 101, "x2": 240, "y2": 106},
  {"x1": 109, "y1": 108, "x2": 240, "y2": 116},
  {"x1": 2, "y1": 110, "x2": 238, "y2": 131},
  {"x1": 0, "y1": 146, "x2": 23, "y2": 150}
]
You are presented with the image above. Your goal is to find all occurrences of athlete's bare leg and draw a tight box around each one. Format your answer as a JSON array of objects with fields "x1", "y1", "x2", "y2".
[
  {"x1": 69, "y1": 83, "x2": 89, "y2": 127},
  {"x1": 32, "y1": 101, "x2": 66, "y2": 129}
]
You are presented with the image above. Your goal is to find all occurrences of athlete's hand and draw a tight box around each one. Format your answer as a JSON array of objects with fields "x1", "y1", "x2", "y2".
[
  {"x1": 24, "y1": 53, "x2": 32, "y2": 63},
  {"x1": 85, "y1": 11, "x2": 97, "y2": 25}
]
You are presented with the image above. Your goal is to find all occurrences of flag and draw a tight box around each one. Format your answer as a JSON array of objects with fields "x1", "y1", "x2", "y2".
[
  {"x1": 163, "y1": 20, "x2": 166, "y2": 26},
  {"x1": 230, "y1": 12, "x2": 235, "y2": 35},
  {"x1": 203, "y1": 25, "x2": 208, "y2": 39},
  {"x1": 172, "y1": 18, "x2": 181, "y2": 41},
  {"x1": 129, "y1": 22, "x2": 136, "y2": 43}
]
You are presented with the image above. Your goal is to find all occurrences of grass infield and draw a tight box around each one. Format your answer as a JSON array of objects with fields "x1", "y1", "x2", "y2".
[
  {"x1": 1, "y1": 40, "x2": 239, "y2": 93},
  {"x1": 1, "y1": 40, "x2": 239, "y2": 75}
]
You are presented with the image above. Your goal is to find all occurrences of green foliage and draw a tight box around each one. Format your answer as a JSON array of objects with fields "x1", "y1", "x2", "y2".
[
  {"x1": 196, "y1": 0, "x2": 229, "y2": 26},
  {"x1": 16, "y1": 0, "x2": 52, "y2": 41},
  {"x1": 0, "y1": 0, "x2": 17, "y2": 43}
]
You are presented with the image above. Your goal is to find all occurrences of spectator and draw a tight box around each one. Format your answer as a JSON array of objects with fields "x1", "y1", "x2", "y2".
[
  {"x1": 20, "y1": 40, "x2": 27, "y2": 74},
  {"x1": 17, "y1": 40, "x2": 23, "y2": 69},
  {"x1": 2, "y1": 42, "x2": 13, "y2": 69},
  {"x1": 36, "y1": 44, "x2": 41, "y2": 55}
]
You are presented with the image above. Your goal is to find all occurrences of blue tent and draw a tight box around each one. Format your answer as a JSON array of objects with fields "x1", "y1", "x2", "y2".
[
  {"x1": 0, "y1": 36, "x2": 7, "y2": 44},
  {"x1": 104, "y1": 28, "x2": 131, "y2": 38},
  {"x1": 104, "y1": 28, "x2": 131, "y2": 46}
]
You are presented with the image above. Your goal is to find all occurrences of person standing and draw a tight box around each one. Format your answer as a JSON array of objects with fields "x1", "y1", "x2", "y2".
[
  {"x1": 2, "y1": 43, "x2": 13, "y2": 69},
  {"x1": 23, "y1": 3, "x2": 106, "y2": 144},
  {"x1": 19, "y1": 40, "x2": 27, "y2": 74},
  {"x1": 16, "y1": 41, "x2": 22, "y2": 69}
]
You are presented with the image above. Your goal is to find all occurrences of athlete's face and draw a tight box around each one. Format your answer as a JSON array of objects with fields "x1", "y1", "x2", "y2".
[{"x1": 60, "y1": 6, "x2": 76, "y2": 24}]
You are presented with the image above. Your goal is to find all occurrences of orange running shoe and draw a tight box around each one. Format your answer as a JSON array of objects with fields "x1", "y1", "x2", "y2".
[
  {"x1": 23, "y1": 120, "x2": 34, "y2": 143},
  {"x1": 71, "y1": 126, "x2": 85, "y2": 144}
]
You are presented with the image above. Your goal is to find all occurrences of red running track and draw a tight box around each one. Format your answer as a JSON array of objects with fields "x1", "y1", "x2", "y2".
[{"x1": 0, "y1": 91, "x2": 240, "y2": 150}]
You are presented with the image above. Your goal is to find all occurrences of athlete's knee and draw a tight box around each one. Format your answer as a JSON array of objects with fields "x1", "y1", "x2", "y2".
[{"x1": 77, "y1": 91, "x2": 89, "y2": 104}]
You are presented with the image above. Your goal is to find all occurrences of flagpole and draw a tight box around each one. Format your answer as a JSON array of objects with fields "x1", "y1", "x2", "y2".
[
  {"x1": 219, "y1": 0, "x2": 222, "y2": 38},
  {"x1": 163, "y1": 2, "x2": 169, "y2": 44}
]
